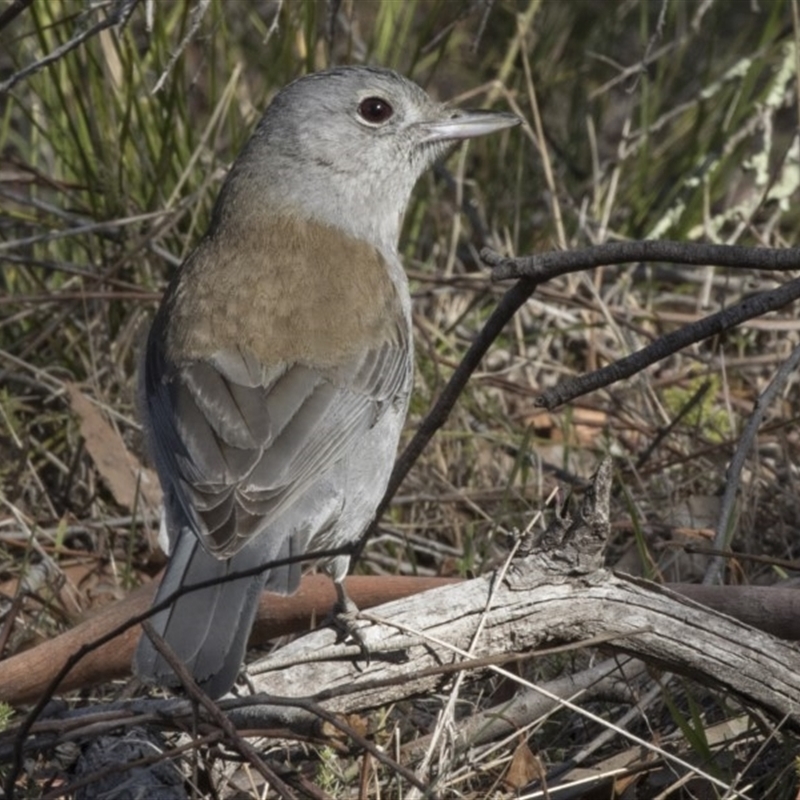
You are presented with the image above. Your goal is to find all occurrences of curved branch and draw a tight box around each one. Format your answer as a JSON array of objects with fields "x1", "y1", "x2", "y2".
[
  {"x1": 536, "y1": 276, "x2": 800, "y2": 409},
  {"x1": 484, "y1": 241, "x2": 800, "y2": 282}
]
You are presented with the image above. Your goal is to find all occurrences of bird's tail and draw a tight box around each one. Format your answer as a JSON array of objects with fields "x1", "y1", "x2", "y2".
[{"x1": 133, "y1": 528, "x2": 298, "y2": 699}]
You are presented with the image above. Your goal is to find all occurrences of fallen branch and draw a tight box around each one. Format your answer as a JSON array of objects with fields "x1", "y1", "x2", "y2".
[
  {"x1": 0, "y1": 574, "x2": 458, "y2": 706},
  {"x1": 236, "y1": 462, "x2": 800, "y2": 729},
  {"x1": 4, "y1": 461, "x2": 800, "y2": 800}
]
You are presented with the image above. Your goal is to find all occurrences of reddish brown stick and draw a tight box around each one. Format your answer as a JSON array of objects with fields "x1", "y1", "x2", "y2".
[{"x1": 0, "y1": 574, "x2": 460, "y2": 705}]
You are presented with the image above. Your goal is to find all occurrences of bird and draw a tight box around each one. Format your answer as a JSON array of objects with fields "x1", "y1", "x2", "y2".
[{"x1": 133, "y1": 65, "x2": 519, "y2": 699}]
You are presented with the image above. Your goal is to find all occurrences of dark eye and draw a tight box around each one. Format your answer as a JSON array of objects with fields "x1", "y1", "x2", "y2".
[{"x1": 357, "y1": 96, "x2": 394, "y2": 125}]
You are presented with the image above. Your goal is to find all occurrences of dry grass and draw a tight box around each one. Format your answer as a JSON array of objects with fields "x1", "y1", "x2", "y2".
[{"x1": 2, "y1": 0, "x2": 800, "y2": 797}]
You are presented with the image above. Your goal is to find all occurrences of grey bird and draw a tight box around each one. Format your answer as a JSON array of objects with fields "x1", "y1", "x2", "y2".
[{"x1": 134, "y1": 65, "x2": 519, "y2": 698}]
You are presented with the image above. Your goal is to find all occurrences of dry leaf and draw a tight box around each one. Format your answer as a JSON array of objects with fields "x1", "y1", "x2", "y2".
[
  {"x1": 502, "y1": 739, "x2": 540, "y2": 790},
  {"x1": 66, "y1": 383, "x2": 161, "y2": 513}
]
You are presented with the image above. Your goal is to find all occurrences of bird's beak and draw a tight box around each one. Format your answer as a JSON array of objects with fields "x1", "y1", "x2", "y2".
[{"x1": 418, "y1": 109, "x2": 520, "y2": 143}]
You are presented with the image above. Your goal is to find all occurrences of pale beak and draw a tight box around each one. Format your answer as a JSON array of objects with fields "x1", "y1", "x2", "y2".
[{"x1": 418, "y1": 109, "x2": 520, "y2": 142}]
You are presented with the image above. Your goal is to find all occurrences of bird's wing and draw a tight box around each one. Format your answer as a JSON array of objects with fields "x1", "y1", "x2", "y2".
[{"x1": 143, "y1": 318, "x2": 410, "y2": 558}]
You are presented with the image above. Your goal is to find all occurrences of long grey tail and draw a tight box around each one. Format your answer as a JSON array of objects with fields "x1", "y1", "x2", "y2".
[{"x1": 133, "y1": 529, "x2": 271, "y2": 700}]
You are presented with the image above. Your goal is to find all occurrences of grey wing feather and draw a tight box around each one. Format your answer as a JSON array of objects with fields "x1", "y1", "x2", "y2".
[{"x1": 144, "y1": 318, "x2": 410, "y2": 557}]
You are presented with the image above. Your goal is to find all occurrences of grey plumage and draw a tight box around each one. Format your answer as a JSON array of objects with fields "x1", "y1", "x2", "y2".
[{"x1": 134, "y1": 66, "x2": 518, "y2": 698}]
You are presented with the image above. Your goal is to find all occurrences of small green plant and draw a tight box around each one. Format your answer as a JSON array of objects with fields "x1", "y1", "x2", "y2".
[{"x1": 663, "y1": 374, "x2": 733, "y2": 444}]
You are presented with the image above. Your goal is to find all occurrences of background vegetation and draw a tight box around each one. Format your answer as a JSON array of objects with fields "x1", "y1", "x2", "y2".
[{"x1": 1, "y1": 0, "x2": 799, "y2": 797}]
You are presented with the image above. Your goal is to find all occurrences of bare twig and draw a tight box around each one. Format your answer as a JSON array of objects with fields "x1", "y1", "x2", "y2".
[
  {"x1": 365, "y1": 239, "x2": 800, "y2": 544},
  {"x1": 140, "y1": 620, "x2": 296, "y2": 800},
  {"x1": 536, "y1": 277, "x2": 800, "y2": 410},
  {"x1": 151, "y1": 0, "x2": 211, "y2": 93},
  {"x1": 703, "y1": 340, "x2": 800, "y2": 584},
  {"x1": 0, "y1": 0, "x2": 33, "y2": 32},
  {"x1": 3, "y1": 545, "x2": 350, "y2": 799},
  {"x1": 367, "y1": 277, "x2": 537, "y2": 532},
  {"x1": 0, "y1": 0, "x2": 139, "y2": 96},
  {"x1": 485, "y1": 241, "x2": 800, "y2": 282}
]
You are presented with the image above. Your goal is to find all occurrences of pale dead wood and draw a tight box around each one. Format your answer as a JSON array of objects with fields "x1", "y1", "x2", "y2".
[
  {"x1": 0, "y1": 574, "x2": 458, "y2": 706},
  {"x1": 4, "y1": 460, "x2": 800, "y2": 800},
  {"x1": 238, "y1": 460, "x2": 800, "y2": 729},
  {"x1": 3, "y1": 458, "x2": 798, "y2": 725},
  {"x1": 400, "y1": 656, "x2": 649, "y2": 763},
  {"x1": 1, "y1": 564, "x2": 796, "y2": 714}
]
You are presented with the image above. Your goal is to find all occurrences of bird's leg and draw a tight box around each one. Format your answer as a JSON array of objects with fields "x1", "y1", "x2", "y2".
[
  {"x1": 334, "y1": 576, "x2": 360, "y2": 617},
  {"x1": 328, "y1": 578, "x2": 371, "y2": 665}
]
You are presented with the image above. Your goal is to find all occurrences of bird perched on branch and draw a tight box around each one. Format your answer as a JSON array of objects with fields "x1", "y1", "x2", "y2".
[{"x1": 134, "y1": 65, "x2": 519, "y2": 698}]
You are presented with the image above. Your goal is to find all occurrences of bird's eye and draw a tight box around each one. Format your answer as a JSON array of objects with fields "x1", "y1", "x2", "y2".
[{"x1": 357, "y1": 96, "x2": 394, "y2": 125}]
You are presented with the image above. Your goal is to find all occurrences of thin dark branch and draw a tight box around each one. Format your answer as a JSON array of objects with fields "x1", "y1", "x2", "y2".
[
  {"x1": 0, "y1": 0, "x2": 139, "y2": 96},
  {"x1": 634, "y1": 380, "x2": 711, "y2": 471},
  {"x1": 141, "y1": 621, "x2": 296, "y2": 800},
  {"x1": 0, "y1": 0, "x2": 34, "y2": 32},
  {"x1": 4, "y1": 544, "x2": 350, "y2": 799},
  {"x1": 367, "y1": 277, "x2": 538, "y2": 532},
  {"x1": 536, "y1": 277, "x2": 800, "y2": 409},
  {"x1": 275, "y1": 696, "x2": 433, "y2": 795},
  {"x1": 367, "y1": 241, "x2": 800, "y2": 545},
  {"x1": 484, "y1": 241, "x2": 800, "y2": 282}
]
